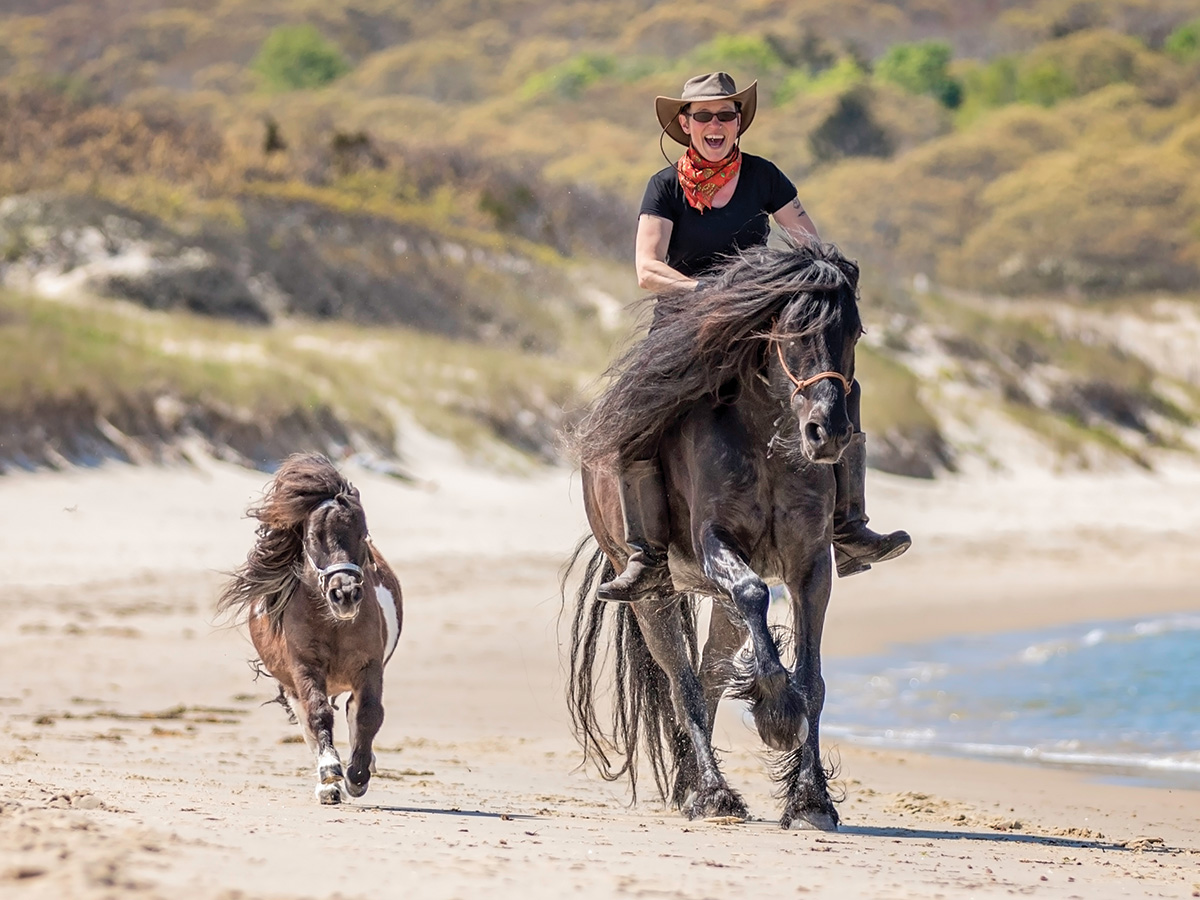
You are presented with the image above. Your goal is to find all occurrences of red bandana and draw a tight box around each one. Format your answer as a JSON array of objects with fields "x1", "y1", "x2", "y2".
[{"x1": 676, "y1": 145, "x2": 742, "y2": 213}]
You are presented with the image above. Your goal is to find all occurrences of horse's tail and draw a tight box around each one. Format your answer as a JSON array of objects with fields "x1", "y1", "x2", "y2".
[{"x1": 563, "y1": 536, "x2": 697, "y2": 804}]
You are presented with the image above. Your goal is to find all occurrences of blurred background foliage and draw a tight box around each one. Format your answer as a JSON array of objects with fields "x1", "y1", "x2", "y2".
[
  {"x1": 1, "y1": 0, "x2": 1199, "y2": 473},
  {"x1": 2, "y1": 0, "x2": 1198, "y2": 295}
]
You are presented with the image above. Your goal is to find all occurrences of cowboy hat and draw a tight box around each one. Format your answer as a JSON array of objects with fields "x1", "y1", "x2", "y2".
[{"x1": 655, "y1": 72, "x2": 758, "y2": 147}]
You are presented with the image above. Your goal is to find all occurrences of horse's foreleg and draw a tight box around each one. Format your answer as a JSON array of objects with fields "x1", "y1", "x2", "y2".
[
  {"x1": 699, "y1": 525, "x2": 807, "y2": 753},
  {"x1": 779, "y1": 558, "x2": 839, "y2": 831},
  {"x1": 343, "y1": 662, "x2": 384, "y2": 799},
  {"x1": 291, "y1": 670, "x2": 344, "y2": 804},
  {"x1": 631, "y1": 600, "x2": 747, "y2": 820}
]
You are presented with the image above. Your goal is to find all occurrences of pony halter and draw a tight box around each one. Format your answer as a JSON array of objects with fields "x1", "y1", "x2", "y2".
[
  {"x1": 308, "y1": 556, "x2": 365, "y2": 594},
  {"x1": 775, "y1": 341, "x2": 851, "y2": 400}
]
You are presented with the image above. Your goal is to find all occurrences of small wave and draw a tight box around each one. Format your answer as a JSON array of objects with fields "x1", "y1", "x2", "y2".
[{"x1": 822, "y1": 726, "x2": 1200, "y2": 778}]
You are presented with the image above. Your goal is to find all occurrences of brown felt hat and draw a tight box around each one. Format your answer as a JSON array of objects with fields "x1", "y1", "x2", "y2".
[{"x1": 655, "y1": 72, "x2": 758, "y2": 147}]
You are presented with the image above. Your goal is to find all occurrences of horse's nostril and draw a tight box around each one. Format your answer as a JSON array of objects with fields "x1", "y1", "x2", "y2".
[{"x1": 804, "y1": 421, "x2": 826, "y2": 446}]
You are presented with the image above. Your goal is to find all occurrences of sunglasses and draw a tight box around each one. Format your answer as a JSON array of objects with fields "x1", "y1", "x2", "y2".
[{"x1": 687, "y1": 110, "x2": 739, "y2": 123}]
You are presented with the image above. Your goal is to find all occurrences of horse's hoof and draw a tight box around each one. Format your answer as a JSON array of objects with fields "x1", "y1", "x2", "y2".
[
  {"x1": 686, "y1": 786, "x2": 748, "y2": 821},
  {"x1": 344, "y1": 778, "x2": 368, "y2": 799},
  {"x1": 784, "y1": 810, "x2": 838, "y2": 832},
  {"x1": 315, "y1": 783, "x2": 343, "y2": 805}
]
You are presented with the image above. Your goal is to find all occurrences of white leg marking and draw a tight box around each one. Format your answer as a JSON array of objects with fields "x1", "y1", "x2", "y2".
[
  {"x1": 317, "y1": 747, "x2": 343, "y2": 783},
  {"x1": 374, "y1": 584, "x2": 400, "y2": 661}
]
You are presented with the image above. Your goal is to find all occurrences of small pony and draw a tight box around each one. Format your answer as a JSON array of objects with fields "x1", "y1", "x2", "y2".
[{"x1": 218, "y1": 453, "x2": 403, "y2": 804}]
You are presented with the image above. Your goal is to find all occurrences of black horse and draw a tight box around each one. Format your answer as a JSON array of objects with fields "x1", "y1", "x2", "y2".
[{"x1": 566, "y1": 241, "x2": 862, "y2": 830}]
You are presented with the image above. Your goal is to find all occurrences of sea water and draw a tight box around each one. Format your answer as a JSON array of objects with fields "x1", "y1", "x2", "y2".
[{"x1": 819, "y1": 612, "x2": 1200, "y2": 789}]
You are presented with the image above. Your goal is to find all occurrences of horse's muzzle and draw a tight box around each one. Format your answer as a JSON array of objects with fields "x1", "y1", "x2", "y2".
[
  {"x1": 326, "y1": 575, "x2": 364, "y2": 620},
  {"x1": 801, "y1": 418, "x2": 853, "y2": 464}
]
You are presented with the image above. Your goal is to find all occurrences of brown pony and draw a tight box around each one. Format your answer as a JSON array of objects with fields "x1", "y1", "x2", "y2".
[{"x1": 218, "y1": 453, "x2": 403, "y2": 804}]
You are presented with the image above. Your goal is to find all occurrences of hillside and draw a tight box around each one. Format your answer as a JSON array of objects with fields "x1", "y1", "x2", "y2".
[{"x1": 2, "y1": 0, "x2": 1199, "y2": 476}]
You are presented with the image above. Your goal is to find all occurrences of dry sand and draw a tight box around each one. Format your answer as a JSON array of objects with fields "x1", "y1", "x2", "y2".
[{"x1": 2, "y1": 436, "x2": 1199, "y2": 900}]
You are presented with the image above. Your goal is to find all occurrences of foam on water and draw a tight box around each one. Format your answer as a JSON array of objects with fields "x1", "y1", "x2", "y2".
[{"x1": 820, "y1": 612, "x2": 1200, "y2": 789}]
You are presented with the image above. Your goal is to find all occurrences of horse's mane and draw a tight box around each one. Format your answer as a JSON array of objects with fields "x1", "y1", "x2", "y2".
[
  {"x1": 217, "y1": 453, "x2": 361, "y2": 629},
  {"x1": 573, "y1": 241, "x2": 860, "y2": 467}
]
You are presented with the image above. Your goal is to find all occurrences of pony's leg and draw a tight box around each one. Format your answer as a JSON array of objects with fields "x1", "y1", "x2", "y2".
[
  {"x1": 778, "y1": 556, "x2": 839, "y2": 831},
  {"x1": 631, "y1": 599, "x2": 747, "y2": 820},
  {"x1": 699, "y1": 524, "x2": 807, "y2": 753},
  {"x1": 342, "y1": 661, "x2": 384, "y2": 799},
  {"x1": 291, "y1": 670, "x2": 345, "y2": 804}
]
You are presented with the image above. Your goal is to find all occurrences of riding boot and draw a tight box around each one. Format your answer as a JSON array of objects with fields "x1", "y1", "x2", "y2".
[
  {"x1": 596, "y1": 458, "x2": 672, "y2": 602},
  {"x1": 832, "y1": 433, "x2": 911, "y2": 578}
]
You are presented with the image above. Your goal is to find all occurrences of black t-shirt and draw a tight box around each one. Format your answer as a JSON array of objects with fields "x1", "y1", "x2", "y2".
[{"x1": 639, "y1": 153, "x2": 798, "y2": 277}]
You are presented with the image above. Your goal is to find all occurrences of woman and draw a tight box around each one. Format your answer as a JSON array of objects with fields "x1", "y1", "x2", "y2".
[{"x1": 597, "y1": 72, "x2": 910, "y2": 603}]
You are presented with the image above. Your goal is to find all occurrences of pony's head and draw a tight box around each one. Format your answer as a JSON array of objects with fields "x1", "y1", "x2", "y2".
[
  {"x1": 302, "y1": 489, "x2": 370, "y2": 622},
  {"x1": 218, "y1": 453, "x2": 373, "y2": 631},
  {"x1": 769, "y1": 254, "x2": 862, "y2": 463}
]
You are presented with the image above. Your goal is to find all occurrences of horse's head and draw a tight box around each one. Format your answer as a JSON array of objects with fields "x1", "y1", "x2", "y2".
[
  {"x1": 770, "y1": 272, "x2": 862, "y2": 464},
  {"x1": 303, "y1": 488, "x2": 370, "y2": 622}
]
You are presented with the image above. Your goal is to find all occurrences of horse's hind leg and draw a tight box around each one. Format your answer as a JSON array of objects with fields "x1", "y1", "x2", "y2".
[
  {"x1": 289, "y1": 670, "x2": 345, "y2": 804},
  {"x1": 699, "y1": 524, "x2": 807, "y2": 753},
  {"x1": 343, "y1": 661, "x2": 384, "y2": 799},
  {"x1": 632, "y1": 600, "x2": 747, "y2": 820}
]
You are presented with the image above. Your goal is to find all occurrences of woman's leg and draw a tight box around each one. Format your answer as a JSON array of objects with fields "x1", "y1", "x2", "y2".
[
  {"x1": 596, "y1": 456, "x2": 673, "y2": 602},
  {"x1": 832, "y1": 381, "x2": 911, "y2": 577}
]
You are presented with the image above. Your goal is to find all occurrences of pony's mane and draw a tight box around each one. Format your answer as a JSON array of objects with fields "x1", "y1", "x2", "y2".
[
  {"x1": 573, "y1": 241, "x2": 860, "y2": 467},
  {"x1": 217, "y1": 453, "x2": 361, "y2": 629}
]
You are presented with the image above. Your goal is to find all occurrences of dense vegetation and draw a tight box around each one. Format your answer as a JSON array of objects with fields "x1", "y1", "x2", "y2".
[{"x1": 1, "y1": 0, "x2": 1198, "y2": 473}]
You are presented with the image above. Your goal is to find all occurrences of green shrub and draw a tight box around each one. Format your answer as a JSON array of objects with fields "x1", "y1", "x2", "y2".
[
  {"x1": 1164, "y1": 17, "x2": 1200, "y2": 62},
  {"x1": 521, "y1": 52, "x2": 616, "y2": 100},
  {"x1": 1016, "y1": 58, "x2": 1075, "y2": 105},
  {"x1": 874, "y1": 40, "x2": 962, "y2": 108},
  {"x1": 959, "y1": 56, "x2": 1019, "y2": 112},
  {"x1": 252, "y1": 25, "x2": 350, "y2": 92},
  {"x1": 774, "y1": 56, "x2": 866, "y2": 103},
  {"x1": 690, "y1": 34, "x2": 784, "y2": 73}
]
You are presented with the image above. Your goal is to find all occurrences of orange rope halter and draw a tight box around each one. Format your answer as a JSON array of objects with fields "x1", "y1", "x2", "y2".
[{"x1": 775, "y1": 341, "x2": 851, "y2": 400}]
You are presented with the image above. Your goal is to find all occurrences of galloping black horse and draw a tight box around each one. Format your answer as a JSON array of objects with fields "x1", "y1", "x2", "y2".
[{"x1": 566, "y1": 241, "x2": 862, "y2": 830}]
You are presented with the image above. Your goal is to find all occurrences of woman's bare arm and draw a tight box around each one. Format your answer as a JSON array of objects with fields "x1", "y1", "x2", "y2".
[
  {"x1": 772, "y1": 196, "x2": 821, "y2": 245},
  {"x1": 635, "y1": 214, "x2": 698, "y2": 292}
]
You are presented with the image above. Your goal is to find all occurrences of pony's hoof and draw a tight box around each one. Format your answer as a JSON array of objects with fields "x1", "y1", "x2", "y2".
[
  {"x1": 315, "y1": 783, "x2": 343, "y2": 805},
  {"x1": 344, "y1": 778, "x2": 369, "y2": 799},
  {"x1": 783, "y1": 809, "x2": 839, "y2": 832},
  {"x1": 318, "y1": 759, "x2": 344, "y2": 785},
  {"x1": 344, "y1": 763, "x2": 370, "y2": 798}
]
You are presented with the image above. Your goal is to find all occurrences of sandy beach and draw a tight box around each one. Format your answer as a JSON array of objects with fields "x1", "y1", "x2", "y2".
[{"x1": 2, "y1": 436, "x2": 1199, "y2": 900}]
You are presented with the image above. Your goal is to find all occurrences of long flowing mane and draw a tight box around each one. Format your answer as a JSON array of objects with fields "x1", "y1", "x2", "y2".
[
  {"x1": 217, "y1": 453, "x2": 361, "y2": 629},
  {"x1": 574, "y1": 241, "x2": 860, "y2": 467}
]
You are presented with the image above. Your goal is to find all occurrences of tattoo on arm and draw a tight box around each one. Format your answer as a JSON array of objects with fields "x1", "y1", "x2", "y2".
[{"x1": 791, "y1": 198, "x2": 804, "y2": 213}]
